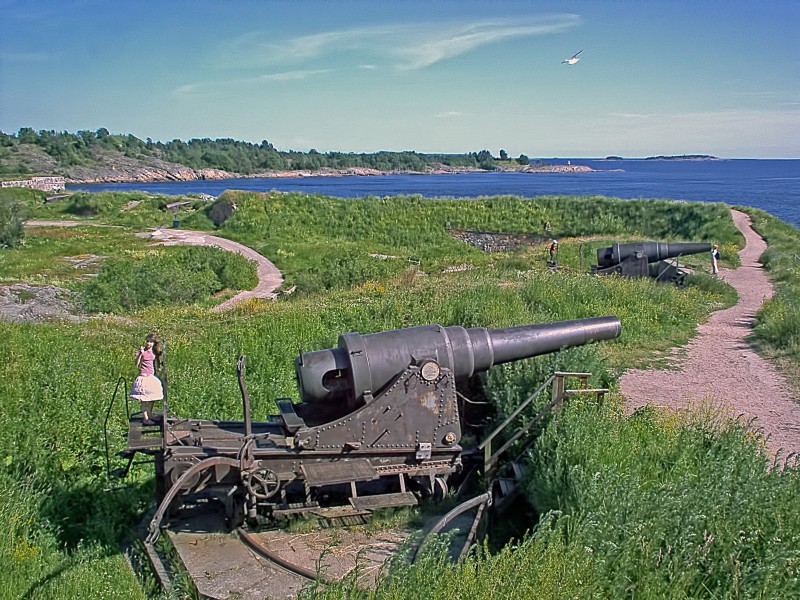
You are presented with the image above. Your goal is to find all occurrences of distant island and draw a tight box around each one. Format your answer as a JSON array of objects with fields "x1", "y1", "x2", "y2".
[{"x1": 645, "y1": 154, "x2": 719, "y2": 160}]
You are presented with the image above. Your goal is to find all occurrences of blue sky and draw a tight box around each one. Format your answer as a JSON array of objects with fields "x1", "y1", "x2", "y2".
[{"x1": 1, "y1": 0, "x2": 798, "y2": 158}]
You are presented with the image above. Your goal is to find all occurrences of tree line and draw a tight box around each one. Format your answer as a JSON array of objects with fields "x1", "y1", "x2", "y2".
[{"x1": 0, "y1": 128, "x2": 530, "y2": 175}]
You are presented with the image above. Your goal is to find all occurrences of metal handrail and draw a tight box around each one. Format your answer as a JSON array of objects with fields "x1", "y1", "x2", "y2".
[
  {"x1": 479, "y1": 371, "x2": 600, "y2": 471},
  {"x1": 477, "y1": 375, "x2": 554, "y2": 451},
  {"x1": 103, "y1": 376, "x2": 128, "y2": 478},
  {"x1": 485, "y1": 394, "x2": 561, "y2": 471},
  {"x1": 411, "y1": 490, "x2": 492, "y2": 563},
  {"x1": 157, "y1": 341, "x2": 169, "y2": 450}
]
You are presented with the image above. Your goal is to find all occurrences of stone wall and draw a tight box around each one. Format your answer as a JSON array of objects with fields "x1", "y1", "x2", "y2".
[
  {"x1": 450, "y1": 229, "x2": 548, "y2": 252},
  {"x1": 1, "y1": 176, "x2": 66, "y2": 191}
]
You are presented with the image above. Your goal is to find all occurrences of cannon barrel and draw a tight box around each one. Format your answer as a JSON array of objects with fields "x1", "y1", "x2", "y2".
[
  {"x1": 597, "y1": 241, "x2": 712, "y2": 268},
  {"x1": 296, "y1": 316, "x2": 621, "y2": 410}
]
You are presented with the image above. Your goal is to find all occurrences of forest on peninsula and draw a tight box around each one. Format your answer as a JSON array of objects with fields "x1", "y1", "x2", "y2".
[{"x1": 0, "y1": 127, "x2": 531, "y2": 178}]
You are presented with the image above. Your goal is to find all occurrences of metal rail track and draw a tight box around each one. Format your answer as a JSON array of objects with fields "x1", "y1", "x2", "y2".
[{"x1": 237, "y1": 528, "x2": 336, "y2": 584}]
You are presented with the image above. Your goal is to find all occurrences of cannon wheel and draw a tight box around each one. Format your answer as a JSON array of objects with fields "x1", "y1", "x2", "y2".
[
  {"x1": 147, "y1": 456, "x2": 240, "y2": 543},
  {"x1": 412, "y1": 474, "x2": 449, "y2": 501}
]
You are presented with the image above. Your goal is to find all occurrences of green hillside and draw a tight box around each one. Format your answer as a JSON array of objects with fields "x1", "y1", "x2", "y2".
[
  {"x1": 0, "y1": 128, "x2": 528, "y2": 180},
  {"x1": 1, "y1": 188, "x2": 799, "y2": 599}
]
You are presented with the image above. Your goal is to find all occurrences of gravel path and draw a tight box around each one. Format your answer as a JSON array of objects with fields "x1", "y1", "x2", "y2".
[
  {"x1": 135, "y1": 228, "x2": 283, "y2": 311},
  {"x1": 620, "y1": 210, "x2": 800, "y2": 458}
]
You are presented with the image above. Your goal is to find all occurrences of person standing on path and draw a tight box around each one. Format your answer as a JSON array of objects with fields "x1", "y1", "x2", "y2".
[
  {"x1": 549, "y1": 239, "x2": 558, "y2": 264},
  {"x1": 711, "y1": 244, "x2": 720, "y2": 274},
  {"x1": 131, "y1": 332, "x2": 164, "y2": 425}
]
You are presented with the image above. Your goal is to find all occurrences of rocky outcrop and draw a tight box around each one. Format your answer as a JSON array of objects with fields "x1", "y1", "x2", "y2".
[
  {"x1": 0, "y1": 284, "x2": 85, "y2": 323},
  {"x1": 520, "y1": 164, "x2": 594, "y2": 173},
  {"x1": 4, "y1": 143, "x2": 598, "y2": 184},
  {"x1": 63, "y1": 149, "x2": 238, "y2": 183}
]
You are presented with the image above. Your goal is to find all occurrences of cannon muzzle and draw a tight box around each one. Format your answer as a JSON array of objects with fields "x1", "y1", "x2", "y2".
[
  {"x1": 597, "y1": 241, "x2": 712, "y2": 268},
  {"x1": 296, "y1": 316, "x2": 621, "y2": 411}
]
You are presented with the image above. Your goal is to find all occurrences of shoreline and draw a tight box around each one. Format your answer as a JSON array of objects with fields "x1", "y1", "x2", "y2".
[{"x1": 64, "y1": 163, "x2": 603, "y2": 185}]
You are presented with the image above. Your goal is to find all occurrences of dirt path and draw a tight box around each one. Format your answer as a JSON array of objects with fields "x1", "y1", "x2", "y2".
[
  {"x1": 135, "y1": 228, "x2": 283, "y2": 311},
  {"x1": 24, "y1": 221, "x2": 284, "y2": 311},
  {"x1": 620, "y1": 210, "x2": 800, "y2": 458}
]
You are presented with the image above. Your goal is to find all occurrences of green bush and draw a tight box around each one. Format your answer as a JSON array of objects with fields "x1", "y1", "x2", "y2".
[
  {"x1": 78, "y1": 245, "x2": 257, "y2": 312},
  {"x1": 64, "y1": 192, "x2": 123, "y2": 217},
  {"x1": 0, "y1": 195, "x2": 27, "y2": 248}
]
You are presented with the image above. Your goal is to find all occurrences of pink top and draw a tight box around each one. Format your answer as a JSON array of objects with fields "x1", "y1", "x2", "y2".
[{"x1": 137, "y1": 348, "x2": 156, "y2": 377}]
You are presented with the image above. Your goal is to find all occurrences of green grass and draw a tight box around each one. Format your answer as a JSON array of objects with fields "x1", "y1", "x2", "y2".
[
  {"x1": 0, "y1": 268, "x2": 742, "y2": 599},
  {"x1": 11, "y1": 189, "x2": 743, "y2": 296},
  {"x1": 78, "y1": 245, "x2": 258, "y2": 312},
  {"x1": 0, "y1": 225, "x2": 145, "y2": 287},
  {"x1": 207, "y1": 191, "x2": 742, "y2": 295},
  {"x1": 2, "y1": 189, "x2": 798, "y2": 599},
  {"x1": 741, "y1": 207, "x2": 800, "y2": 373},
  {"x1": 309, "y1": 400, "x2": 800, "y2": 600}
]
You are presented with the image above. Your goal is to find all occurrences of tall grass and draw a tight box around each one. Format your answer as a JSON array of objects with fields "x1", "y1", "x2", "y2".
[
  {"x1": 742, "y1": 207, "x2": 800, "y2": 364},
  {"x1": 308, "y1": 399, "x2": 800, "y2": 599},
  {"x1": 78, "y1": 245, "x2": 258, "y2": 312},
  {"x1": 210, "y1": 191, "x2": 742, "y2": 294},
  {"x1": 5, "y1": 189, "x2": 795, "y2": 600},
  {"x1": 0, "y1": 263, "x2": 737, "y2": 599},
  {"x1": 525, "y1": 399, "x2": 800, "y2": 598},
  {"x1": 0, "y1": 470, "x2": 146, "y2": 600},
  {"x1": 10, "y1": 189, "x2": 743, "y2": 296}
]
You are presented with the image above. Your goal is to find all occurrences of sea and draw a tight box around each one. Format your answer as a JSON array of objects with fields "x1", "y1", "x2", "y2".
[{"x1": 69, "y1": 159, "x2": 800, "y2": 229}]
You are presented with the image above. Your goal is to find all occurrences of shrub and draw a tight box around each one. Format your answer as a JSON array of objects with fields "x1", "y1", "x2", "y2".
[
  {"x1": 78, "y1": 246, "x2": 257, "y2": 312},
  {"x1": 208, "y1": 198, "x2": 235, "y2": 226},
  {"x1": 0, "y1": 196, "x2": 27, "y2": 248},
  {"x1": 63, "y1": 192, "x2": 135, "y2": 217}
]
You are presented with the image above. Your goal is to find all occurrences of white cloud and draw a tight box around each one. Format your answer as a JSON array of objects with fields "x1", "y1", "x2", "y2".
[
  {"x1": 219, "y1": 15, "x2": 581, "y2": 71},
  {"x1": 253, "y1": 69, "x2": 331, "y2": 82},
  {"x1": 434, "y1": 111, "x2": 463, "y2": 118},
  {"x1": 395, "y1": 16, "x2": 581, "y2": 70},
  {"x1": 172, "y1": 83, "x2": 209, "y2": 97},
  {"x1": 172, "y1": 69, "x2": 331, "y2": 97}
]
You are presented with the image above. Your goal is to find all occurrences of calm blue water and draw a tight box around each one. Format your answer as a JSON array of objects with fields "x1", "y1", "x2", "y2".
[{"x1": 69, "y1": 159, "x2": 800, "y2": 228}]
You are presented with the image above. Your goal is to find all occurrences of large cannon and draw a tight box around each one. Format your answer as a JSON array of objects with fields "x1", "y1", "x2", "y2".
[
  {"x1": 115, "y1": 317, "x2": 620, "y2": 536},
  {"x1": 593, "y1": 241, "x2": 712, "y2": 285},
  {"x1": 296, "y1": 318, "x2": 622, "y2": 420}
]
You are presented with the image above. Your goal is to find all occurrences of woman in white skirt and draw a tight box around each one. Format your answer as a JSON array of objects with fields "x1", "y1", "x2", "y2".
[{"x1": 131, "y1": 332, "x2": 163, "y2": 425}]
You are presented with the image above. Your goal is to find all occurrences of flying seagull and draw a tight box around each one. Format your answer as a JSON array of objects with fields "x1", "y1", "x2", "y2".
[{"x1": 562, "y1": 50, "x2": 583, "y2": 65}]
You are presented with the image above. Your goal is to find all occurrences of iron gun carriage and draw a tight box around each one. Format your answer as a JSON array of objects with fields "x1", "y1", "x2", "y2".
[
  {"x1": 592, "y1": 241, "x2": 712, "y2": 285},
  {"x1": 113, "y1": 317, "x2": 621, "y2": 539}
]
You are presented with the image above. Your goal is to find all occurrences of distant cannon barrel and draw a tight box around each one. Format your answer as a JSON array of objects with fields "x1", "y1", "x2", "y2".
[
  {"x1": 296, "y1": 316, "x2": 621, "y2": 411},
  {"x1": 597, "y1": 242, "x2": 712, "y2": 268}
]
